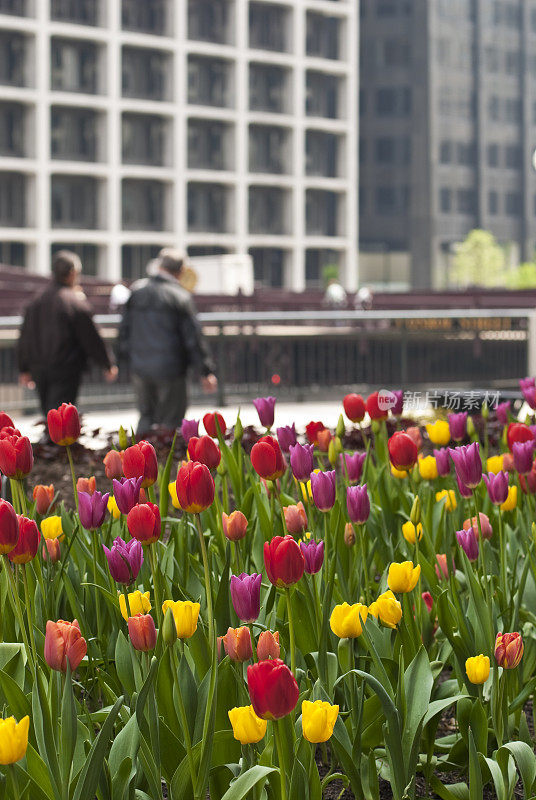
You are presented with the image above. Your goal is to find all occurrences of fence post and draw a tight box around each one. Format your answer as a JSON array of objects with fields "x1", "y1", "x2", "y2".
[{"x1": 528, "y1": 312, "x2": 536, "y2": 377}]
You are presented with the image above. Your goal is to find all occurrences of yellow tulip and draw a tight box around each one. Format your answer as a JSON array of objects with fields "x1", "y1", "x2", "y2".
[
  {"x1": 329, "y1": 602, "x2": 368, "y2": 638},
  {"x1": 387, "y1": 561, "x2": 421, "y2": 593},
  {"x1": 119, "y1": 590, "x2": 151, "y2": 621},
  {"x1": 168, "y1": 482, "x2": 182, "y2": 510},
  {"x1": 402, "y1": 521, "x2": 422, "y2": 544},
  {"x1": 162, "y1": 599, "x2": 200, "y2": 639},
  {"x1": 465, "y1": 654, "x2": 490, "y2": 685},
  {"x1": 390, "y1": 464, "x2": 408, "y2": 479},
  {"x1": 426, "y1": 420, "x2": 450, "y2": 446},
  {"x1": 228, "y1": 705, "x2": 267, "y2": 744},
  {"x1": 500, "y1": 485, "x2": 517, "y2": 512},
  {"x1": 368, "y1": 590, "x2": 402, "y2": 629},
  {"x1": 487, "y1": 455, "x2": 504, "y2": 474},
  {"x1": 418, "y1": 456, "x2": 438, "y2": 480},
  {"x1": 297, "y1": 469, "x2": 320, "y2": 503},
  {"x1": 0, "y1": 715, "x2": 29, "y2": 765},
  {"x1": 107, "y1": 496, "x2": 121, "y2": 519},
  {"x1": 436, "y1": 490, "x2": 457, "y2": 512},
  {"x1": 301, "y1": 700, "x2": 339, "y2": 743},
  {"x1": 41, "y1": 515, "x2": 63, "y2": 540}
]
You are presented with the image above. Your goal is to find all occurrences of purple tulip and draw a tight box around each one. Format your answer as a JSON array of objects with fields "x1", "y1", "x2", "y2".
[
  {"x1": 347, "y1": 483, "x2": 370, "y2": 524},
  {"x1": 276, "y1": 424, "x2": 297, "y2": 453},
  {"x1": 495, "y1": 401, "x2": 510, "y2": 426},
  {"x1": 340, "y1": 452, "x2": 366, "y2": 483},
  {"x1": 253, "y1": 397, "x2": 276, "y2": 429},
  {"x1": 181, "y1": 418, "x2": 199, "y2": 443},
  {"x1": 103, "y1": 536, "x2": 143, "y2": 585},
  {"x1": 310, "y1": 470, "x2": 336, "y2": 512},
  {"x1": 78, "y1": 490, "x2": 109, "y2": 531},
  {"x1": 391, "y1": 390, "x2": 404, "y2": 416},
  {"x1": 112, "y1": 477, "x2": 143, "y2": 515},
  {"x1": 433, "y1": 448, "x2": 451, "y2": 477},
  {"x1": 449, "y1": 443, "x2": 482, "y2": 489},
  {"x1": 456, "y1": 473, "x2": 473, "y2": 498},
  {"x1": 520, "y1": 378, "x2": 536, "y2": 410},
  {"x1": 300, "y1": 540, "x2": 324, "y2": 574},
  {"x1": 230, "y1": 572, "x2": 262, "y2": 623},
  {"x1": 456, "y1": 528, "x2": 479, "y2": 562},
  {"x1": 512, "y1": 440, "x2": 535, "y2": 475},
  {"x1": 483, "y1": 471, "x2": 509, "y2": 505},
  {"x1": 289, "y1": 443, "x2": 314, "y2": 482},
  {"x1": 448, "y1": 412, "x2": 468, "y2": 442}
]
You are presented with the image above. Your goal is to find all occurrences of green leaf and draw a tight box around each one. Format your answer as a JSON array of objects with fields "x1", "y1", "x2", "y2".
[
  {"x1": 219, "y1": 766, "x2": 278, "y2": 800},
  {"x1": 401, "y1": 647, "x2": 433, "y2": 765},
  {"x1": 60, "y1": 666, "x2": 77, "y2": 789},
  {"x1": 0, "y1": 666, "x2": 31, "y2": 722},
  {"x1": 71, "y1": 695, "x2": 124, "y2": 800},
  {"x1": 498, "y1": 741, "x2": 536, "y2": 798},
  {"x1": 111, "y1": 756, "x2": 134, "y2": 800},
  {"x1": 468, "y1": 728, "x2": 482, "y2": 800},
  {"x1": 109, "y1": 714, "x2": 140, "y2": 776}
]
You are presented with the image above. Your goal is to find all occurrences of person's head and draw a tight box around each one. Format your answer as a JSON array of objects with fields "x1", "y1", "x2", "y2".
[
  {"x1": 157, "y1": 248, "x2": 186, "y2": 277},
  {"x1": 52, "y1": 250, "x2": 81, "y2": 287}
]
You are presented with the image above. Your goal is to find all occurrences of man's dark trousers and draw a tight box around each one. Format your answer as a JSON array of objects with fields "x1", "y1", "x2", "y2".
[{"x1": 132, "y1": 374, "x2": 187, "y2": 437}]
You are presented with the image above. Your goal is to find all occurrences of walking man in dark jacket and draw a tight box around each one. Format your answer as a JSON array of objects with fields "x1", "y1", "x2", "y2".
[
  {"x1": 18, "y1": 251, "x2": 117, "y2": 415},
  {"x1": 119, "y1": 248, "x2": 217, "y2": 436}
]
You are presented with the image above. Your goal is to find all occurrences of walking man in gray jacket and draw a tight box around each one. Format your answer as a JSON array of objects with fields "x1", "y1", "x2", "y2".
[{"x1": 119, "y1": 249, "x2": 217, "y2": 436}]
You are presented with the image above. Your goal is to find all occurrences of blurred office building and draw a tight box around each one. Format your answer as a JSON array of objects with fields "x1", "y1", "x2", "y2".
[
  {"x1": 0, "y1": 0, "x2": 358, "y2": 291},
  {"x1": 359, "y1": 0, "x2": 536, "y2": 289}
]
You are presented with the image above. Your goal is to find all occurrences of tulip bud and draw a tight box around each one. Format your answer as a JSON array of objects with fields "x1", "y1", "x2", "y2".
[
  {"x1": 467, "y1": 416, "x2": 475, "y2": 437},
  {"x1": 217, "y1": 461, "x2": 227, "y2": 477},
  {"x1": 371, "y1": 419, "x2": 381, "y2": 434},
  {"x1": 482, "y1": 401, "x2": 489, "y2": 420},
  {"x1": 344, "y1": 522, "x2": 356, "y2": 546},
  {"x1": 328, "y1": 439, "x2": 337, "y2": 466},
  {"x1": 118, "y1": 425, "x2": 129, "y2": 450},
  {"x1": 33, "y1": 484, "x2": 54, "y2": 515},
  {"x1": 234, "y1": 414, "x2": 244, "y2": 442},
  {"x1": 532, "y1": 522, "x2": 536, "y2": 544},
  {"x1": 222, "y1": 626, "x2": 253, "y2": 662},
  {"x1": 42, "y1": 537, "x2": 61, "y2": 563},
  {"x1": 223, "y1": 510, "x2": 248, "y2": 541},
  {"x1": 103, "y1": 450, "x2": 123, "y2": 480},
  {"x1": 257, "y1": 630, "x2": 280, "y2": 661},
  {"x1": 410, "y1": 495, "x2": 421, "y2": 525},
  {"x1": 128, "y1": 613, "x2": 157, "y2": 652},
  {"x1": 162, "y1": 607, "x2": 177, "y2": 646},
  {"x1": 336, "y1": 414, "x2": 345, "y2": 438}
]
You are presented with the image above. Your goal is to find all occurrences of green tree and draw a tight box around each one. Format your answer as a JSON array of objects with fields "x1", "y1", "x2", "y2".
[
  {"x1": 450, "y1": 229, "x2": 505, "y2": 287},
  {"x1": 505, "y1": 262, "x2": 536, "y2": 289}
]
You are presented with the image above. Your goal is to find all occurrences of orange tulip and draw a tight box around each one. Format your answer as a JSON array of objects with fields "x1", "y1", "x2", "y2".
[{"x1": 44, "y1": 619, "x2": 87, "y2": 672}]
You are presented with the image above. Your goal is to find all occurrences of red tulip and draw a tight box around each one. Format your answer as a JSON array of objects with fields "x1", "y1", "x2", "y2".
[
  {"x1": 187, "y1": 435, "x2": 221, "y2": 470},
  {"x1": 305, "y1": 421, "x2": 325, "y2": 445},
  {"x1": 257, "y1": 630, "x2": 280, "y2": 661},
  {"x1": 76, "y1": 476, "x2": 96, "y2": 495},
  {"x1": 0, "y1": 412, "x2": 14, "y2": 432},
  {"x1": 203, "y1": 412, "x2": 226, "y2": 438},
  {"x1": 128, "y1": 614, "x2": 157, "y2": 652},
  {"x1": 264, "y1": 535, "x2": 305, "y2": 587},
  {"x1": 176, "y1": 461, "x2": 215, "y2": 513},
  {"x1": 44, "y1": 619, "x2": 87, "y2": 672},
  {"x1": 251, "y1": 436, "x2": 286, "y2": 481},
  {"x1": 388, "y1": 432, "x2": 418, "y2": 470},
  {"x1": 494, "y1": 632, "x2": 523, "y2": 669},
  {"x1": 222, "y1": 510, "x2": 248, "y2": 541},
  {"x1": 33, "y1": 484, "x2": 54, "y2": 515},
  {"x1": 8, "y1": 516, "x2": 40, "y2": 564},
  {"x1": 247, "y1": 658, "x2": 299, "y2": 720},
  {"x1": 343, "y1": 394, "x2": 366, "y2": 423},
  {"x1": 103, "y1": 449, "x2": 124, "y2": 480},
  {"x1": 366, "y1": 392, "x2": 388, "y2": 421},
  {"x1": 506, "y1": 423, "x2": 534, "y2": 452},
  {"x1": 0, "y1": 499, "x2": 18, "y2": 555},
  {"x1": 127, "y1": 502, "x2": 161, "y2": 545},
  {"x1": 47, "y1": 403, "x2": 81, "y2": 446},
  {"x1": 0, "y1": 431, "x2": 33, "y2": 479},
  {"x1": 122, "y1": 441, "x2": 158, "y2": 488}
]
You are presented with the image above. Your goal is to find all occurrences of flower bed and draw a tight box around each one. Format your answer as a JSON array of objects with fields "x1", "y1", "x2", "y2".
[{"x1": 0, "y1": 389, "x2": 535, "y2": 800}]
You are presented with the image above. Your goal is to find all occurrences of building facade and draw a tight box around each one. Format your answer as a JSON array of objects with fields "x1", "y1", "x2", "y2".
[
  {"x1": 359, "y1": 0, "x2": 536, "y2": 289},
  {"x1": 0, "y1": 0, "x2": 358, "y2": 291}
]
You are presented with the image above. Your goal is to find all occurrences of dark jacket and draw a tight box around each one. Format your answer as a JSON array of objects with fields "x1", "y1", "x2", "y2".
[
  {"x1": 119, "y1": 272, "x2": 215, "y2": 380},
  {"x1": 18, "y1": 283, "x2": 113, "y2": 379}
]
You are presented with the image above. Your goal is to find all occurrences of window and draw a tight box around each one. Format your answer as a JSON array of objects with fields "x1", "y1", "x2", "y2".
[
  {"x1": 505, "y1": 97, "x2": 522, "y2": 123},
  {"x1": 122, "y1": 179, "x2": 168, "y2": 230},
  {"x1": 488, "y1": 190, "x2": 499, "y2": 214},
  {"x1": 51, "y1": 107, "x2": 99, "y2": 161},
  {"x1": 359, "y1": 137, "x2": 366, "y2": 164},
  {"x1": 505, "y1": 191, "x2": 521, "y2": 215},
  {"x1": 505, "y1": 51, "x2": 519, "y2": 75},
  {"x1": 379, "y1": 38, "x2": 411, "y2": 67},
  {"x1": 0, "y1": 0, "x2": 27, "y2": 14},
  {"x1": 504, "y1": 144, "x2": 522, "y2": 168},
  {"x1": 488, "y1": 96, "x2": 500, "y2": 121},
  {"x1": 50, "y1": 0, "x2": 99, "y2": 25},
  {"x1": 439, "y1": 140, "x2": 452, "y2": 164},
  {"x1": 249, "y1": 187, "x2": 289, "y2": 234},
  {"x1": 249, "y1": 63, "x2": 288, "y2": 113},
  {"x1": 250, "y1": 247, "x2": 285, "y2": 288},
  {"x1": 457, "y1": 141, "x2": 476, "y2": 166},
  {"x1": 51, "y1": 243, "x2": 98, "y2": 275},
  {"x1": 439, "y1": 188, "x2": 451, "y2": 213},
  {"x1": 188, "y1": 0, "x2": 232, "y2": 44},
  {"x1": 376, "y1": 186, "x2": 395, "y2": 214},
  {"x1": 306, "y1": 190, "x2": 339, "y2": 235},
  {"x1": 359, "y1": 89, "x2": 366, "y2": 115},
  {"x1": 51, "y1": 39, "x2": 100, "y2": 94},
  {"x1": 123, "y1": 114, "x2": 170, "y2": 166},
  {"x1": 249, "y1": 125, "x2": 290, "y2": 174},
  {"x1": 190, "y1": 56, "x2": 233, "y2": 107},
  {"x1": 0, "y1": 103, "x2": 25, "y2": 157},
  {"x1": 456, "y1": 189, "x2": 477, "y2": 215},
  {"x1": 376, "y1": 1, "x2": 396, "y2": 16},
  {"x1": 0, "y1": 32, "x2": 27, "y2": 87},
  {"x1": 188, "y1": 183, "x2": 231, "y2": 233},
  {"x1": 51, "y1": 175, "x2": 98, "y2": 228},
  {"x1": 306, "y1": 72, "x2": 341, "y2": 118},
  {"x1": 0, "y1": 241, "x2": 25, "y2": 266},
  {"x1": 306, "y1": 131, "x2": 339, "y2": 177},
  {"x1": 485, "y1": 46, "x2": 500, "y2": 73},
  {"x1": 122, "y1": 0, "x2": 169, "y2": 35},
  {"x1": 375, "y1": 87, "x2": 411, "y2": 117},
  {"x1": 306, "y1": 12, "x2": 340, "y2": 60},
  {"x1": 189, "y1": 119, "x2": 233, "y2": 170},
  {"x1": 305, "y1": 249, "x2": 340, "y2": 288},
  {"x1": 487, "y1": 143, "x2": 499, "y2": 167},
  {"x1": 0, "y1": 172, "x2": 25, "y2": 226},
  {"x1": 122, "y1": 244, "x2": 161, "y2": 281},
  {"x1": 375, "y1": 137, "x2": 395, "y2": 164},
  {"x1": 249, "y1": 3, "x2": 290, "y2": 52},
  {"x1": 122, "y1": 48, "x2": 171, "y2": 101}
]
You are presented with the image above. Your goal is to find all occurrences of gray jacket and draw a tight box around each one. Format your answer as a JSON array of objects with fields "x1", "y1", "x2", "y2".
[{"x1": 119, "y1": 272, "x2": 215, "y2": 379}]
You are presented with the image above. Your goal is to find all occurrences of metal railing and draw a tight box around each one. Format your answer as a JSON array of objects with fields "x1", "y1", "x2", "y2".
[{"x1": 0, "y1": 308, "x2": 534, "y2": 413}]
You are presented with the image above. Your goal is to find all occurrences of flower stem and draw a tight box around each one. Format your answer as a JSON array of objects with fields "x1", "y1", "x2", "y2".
[
  {"x1": 273, "y1": 719, "x2": 288, "y2": 800},
  {"x1": 170, "y1": 644, "x2": 198, "y2": 793},
  {"x1": 195, "y1": 514, "x2": 214, "y2": 650},
  {"x1": 9, "y1": 765, "x2": 20, "y2": 800},
  {"x1": 66, "y1": 445, "x2": 78, "y2": 511},
  {"x1": 285, "y1": 586, "x2": 296, "y2": 676},
  {"x1": 21, "y1": 564, "x2": 38, "y2": 668},
  {"x1": 4, "y1": 557, "x2": 35, "y2": 678},
  {"x1": 147, "y1": 544, "x2": 162, "y2": 629}
]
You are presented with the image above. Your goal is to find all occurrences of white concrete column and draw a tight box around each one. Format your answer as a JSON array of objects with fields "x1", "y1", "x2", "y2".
[
  {"x1": 34, "y1": 0, "x2": 50, "y2": 275},
  {"x1": 291, "y1": 0, "x2": 305, "y2": 291},
  {"x1": 235, "y1": 0, "x2": 249, "y2": 256},
  {"x1": 106, "y1": 0, "x2": 121, "y2": 281},
  {"x1": 344, "y1": 0, "x2": 359, "y2": 292},
  {"x1": 174, "y1": 0, "x2": 187, "y2": 249}
]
